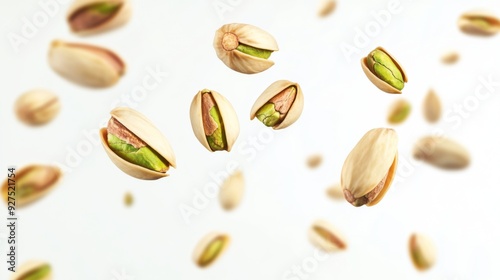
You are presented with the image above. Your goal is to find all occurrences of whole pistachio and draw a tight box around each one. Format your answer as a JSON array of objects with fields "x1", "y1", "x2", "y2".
[
  {"x1": 1, "y1": 165, "x2": 61, "y2": 208},
  {"x1": 250, "y1": 80, "x2": 304, "y2": 130},
  {"x1": 318, "y1": 0, "x2": 337, "y2": 17},
  {"x1": 190, "y1": 89, "x2": 240, "y2": 152},
  {"x1": 10, "y1": 260, "x2": 52, "y2": 280},
  {"x1": 458, "y1": 11, "x2": 500, "y2": 36},
  {"x1": 213, "y1": 23, "x2": 279, "y2": 74},
  {"x1": 423, "y1": 89, "x2": 441, "y2": 123},
  {"x1": 99, "y1": 107, "x2": 176, "y2": 180},
  {"x1": 308, "y1": 220, "x2": 347, "y2": 252},
  {"x1": 409, "y1": 233, "x2": 437, "y2": 271},
  {"x1": 15, "y1": 89, "x2": 60, "y2": 126},
  {"x1": 387, "y1": 99, "x2": 411, "y2": 124},
  {"x1": 48, "y1": 40, "x2": 125, "y2": 88},
  {"x1": 67, "y1": 0, "x2": 131, "y2": 35},
  {"x1": 341, "y1": 128, "x2": 398, "y2": 207},
  {"x1": 413, "y1": 136, "x2": 469, "y2": 170},
  {"x1": 361, "y1": 47, "x2": 407, "y2": 93},
  {"x1": 193, "y1": 232, "x2": 230, "y2": 268},
  {"x1": 219, "y1": 171, "x2": 244, "y2": 211}
]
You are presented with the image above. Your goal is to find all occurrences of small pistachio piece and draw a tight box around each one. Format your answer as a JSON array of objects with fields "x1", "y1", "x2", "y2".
[
  {"x1": 15, "y1": 89, "x2": 60, "y2": 126},
  {"x1": 326, "y1": 183, "x2": 344, "y2": 200},
  {"x1": 409, "y1": 233, "x2": 437, "y2": 271},
  {"x1": 124, "y1": 192, "x2": 133, "y2": 207},
  {"x1": 193, "y1": 233, "x2": 230, "y2": 268},
  {"x1": 423, "y1": 89, "x2": 441, "y2": 123},
  {"x1": 306, "y1": 154, "x2": 323, "y2": 169},
  {"x1": 219, "y1": 171, "x2": 245, "y2": 211},
  {"x1": 11, "y1": 261, "x2": 52, "y2": 280},
  {"x1": 309, "y1": 220, "x2": 347, "y2": 252},
  {"x1": 387, "y1": 99, "x2": 411, "y2": 124},
  {"x1": 67, "y1": 0, "x2": 131, "y2": 35},
  {"x1": 361, "y1": 47, "x2": 407, "y2": 94},
  {"x1": 441, "y1": 51, "x2": 459, "y2": 64},
  {"x1": 458, "y1": 11, "x2": 500, "y2": 36},
  {"x1": 318, "y1": 0, "x2": 337, "y2": 17},
  {"x1": 413, "y1": 136, "x2": 470, "y2": 170}
]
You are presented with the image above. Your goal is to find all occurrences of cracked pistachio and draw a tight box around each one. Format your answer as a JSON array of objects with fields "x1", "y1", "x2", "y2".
[
  {"x1": 341, "y1": 128, "x2": 398, "y2": 207},
  {"x1": 213, "y1": 23, "x2": 279, "y2": 74},
  {"x1": 309, "y1": 220, "x2": 347, "y2": 252},
  {"x1": 67, "y1": 0, "x2": 131, "y2": 35},
  {"x1": 361, "y1": 47, "x2": 407, "y2": 94},
  {"x1": 1, "y1": 165, "x2": 61, "y2": 208},
  {"x1": 250, "y1": 80, "x2": 304, "y2": 130},
  {"x1": 387, "y1": 99, "x2": 411, "y2": 125},
  {"x1": 11, "y1": 260, "x2": 52, "y2": 280},
  {"x1": 413, "y1": 136, "x2": 469, "y2": 170},
  {"x1": 99, "y1": 107, "x2": 176, "y2": 180},
  {"x1": 190, "y1": 89, "x2": 239, "y2": 152},
  {"x1": 318, "y1": 0, "x2": 337, "y2": 17},
  {"x1": 15, "y1": 89, "x2": 60, "y2": 126},
  {"x1": 219, "y1": 171, "x2": 244, "y2": 211},
  {"x1": 423, "y1": 89, "x2": 441, "y2": 123},
  {"x1": 458, "y1": 11, "x2": 500, "y2": 36},
  {"x1": 193, "y1": 232, "x2": 230, "y2": 268},
  {"x1": 48, "y1": 40, "x2": 125, "y2": 88},
  {"x1": 409, "y1": 233, "x2": 437, "y2": 271}
]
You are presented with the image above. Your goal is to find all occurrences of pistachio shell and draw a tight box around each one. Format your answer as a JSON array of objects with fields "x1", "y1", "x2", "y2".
[
  {"x1": 219, "y1": 171, "x2": 244, "y2": 211},
  {"x1": 308, "y1": 220, "x2": 347, "y2": 252},
  {"x1": 458, "y1": 10, "x2": 500, "y2": 36},
  {"x1": 190, "y1": 89, "x2": 240, "y2": 152},
  {"x1": 192, "y1": 232, "x2": 230, "y2": 268},
  {"x1": 409, "y1": 233, "x2": 437, "y2": 271},
  {"x1": 413, "y1": 136, "x2": 469, "y2": 169},
  {"x1": 441, "y1": 51, "x2": 459, "y2": 64},
  {"x1": 318, "y1": 0, "x2": 337, "y2": 17},
  {"x1": 11, "y1": 260, "x2": 52, "y2": 280},
  {"x1": 341, "y1": 128, "x2": 398, "y2": 207},
  {"x1": 1, "y1": 165, "x2": 61, "y2": 208},
  {"x1": 306, "y1": 154, "x2": 323, "y2": 169},
  {"x1": 423, "y1": 89, "x2": 441, "y2": 123},
  {"x1": 48, "y1": 40, "x2": 125, "y2": 88},
  {"x1": 213, "y1": 23, "x2": 278, "y2": 74},
  {"x1": 250, "y1": 80, "x2": 304, "y2": 130},
  {"x1": 361, "y1": 46, "x2": 408, "y2": 94},
  {"x1": 100, "y1": 107, "x2": 176, "y2": 180},
  {"x1": 67, "y1": 0, "x2": 131, "y2": 35},
  {"x1": 15, "y1": 89, "x2": 60, "y2": 126},
  {"x1": 326, "y1": 183, "x2": 344, "y2": 200}
]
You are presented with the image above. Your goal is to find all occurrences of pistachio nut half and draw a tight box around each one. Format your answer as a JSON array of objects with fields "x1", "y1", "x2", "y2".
[
  {"x1": 409, "y1": 233, "x2": 437, "y2": 271},
  {"x1": 192, "y1": 232, "x2": 230, "y2": 268},
  {"x1": 423, "y1": 89, "x2": 441, "y2": 123},
  {"x1": 190, "y1": 89, "x2": 240, "y2": 152},
  {"x1": 341, "y1": 128, "x2": 398, "y2": 207},
  {"x1": 250, "y1": 80, "x2": 304, "y2": 130},
  {"x1": 361, "y1": 47, "x2": 407, "y2": 94},
  {"x1": 213, "y1": 23, "x2": 279, "y2": 74},
  {"x1": 413, "y1": 136, "x2": 470, "y2": 170},
  {"x1": 458, "y1": 11, "x2": 500, "y2": 36},
  {"x1": 219, "y1": 171, "x2": 244, "y2": 211},
  {"x1": 1, "y1": 165, "x2": 61, "y2": 208},
  {"x1": 67, "y1": 0, "x2": 131, "y2": 35},
  {"x1": 308, "y1": 220, "x2": 347, "y2": 252},
  {"x1": 318, "y1": 0, "x2": 337, "y2": 17},
  {"x1": 15, "y1": 89, "x2": 61, "y2": 126},
  {"x1": 387, "y1": 99, "x2": 411, "y2": 125},
  {"x1": 99, "y1": 107, "x2": 176, "y2": 180},
  {"x1": 10, "y1": 260, "x2": 52, "y2": 280},
  {"x1": 48, "y1": 40, "x2": 125, "y2": 88}
]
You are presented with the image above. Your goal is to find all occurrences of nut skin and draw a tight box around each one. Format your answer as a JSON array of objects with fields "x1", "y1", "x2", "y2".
[
  {"x1": 458, "y1": 11, "x2": 500, "y2": 36},
  {"x1": 192, "y1": 232, "x2": 230, "y2": 268},
  {"x1": 213, "y1": 23, "x2": 279, "y2": 74},
  {"x1": 250, "y1": 80, "x2": 304, "y2": 130},
  {"x1": 361, "y1": 46, "x2": 407, "y2": 94},
  {"x1": 409, "y1": 233, "x2": 437, "y2": 271},
  {"x1": 219, "y1": 171, "x2": 244, "y2": 211},
  {"x1": 413, "y1": 136, "x2": 469, "y2": 170},
  {"x1": 387, "y1": 99, "x2": 411, "y2": 125},
  {"x1": 10, "y1": 260, "x2": 52, "y2": 280},
  {"x1": 15, "y1": 89, "x2": 60, "y2": 126},
  {"x1": 341, "y1": 128, "x2": 398, "y2": 207},
  {"x1": 100, "y1": 107, "x2": 176, "y2": 180},
  {"x1": 308, "y1": 220, "x2": 347, "y2": 252},
  {"x1": 423, "y1": 89, "x2": 441, "y2": 123},
  {"x1": 48, "y1": 40, "x2": 125, "y2": 88}
]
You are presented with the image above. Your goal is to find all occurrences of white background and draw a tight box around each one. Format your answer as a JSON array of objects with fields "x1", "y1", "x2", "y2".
[{"x1": 1, "y1": 0, "x2": 500, "y2": 279}]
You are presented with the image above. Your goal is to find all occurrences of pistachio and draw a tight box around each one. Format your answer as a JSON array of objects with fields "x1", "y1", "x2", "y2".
[
  {"x1": 219, "y1": 171, "x2": 244, "y2": 211},
  {"x1": 409, "y1": 233, "x2": 437, "y2": 271},
  {"x1": 15, "y1": 89, "x2": 60, "y2": 126},
  {"x1": 361, "y1": 47, "x2": 407, "y2": 94},
  {"x1": 124, "y1": 192, "x2": 133, "y2": 206},
  {"x1": 250, "y1": 80, "x2": 304, "y2": 130},
  {"x1": 387, "y1": 99, "x2": 411, "y2": 124},
  {"x1": 193, "y1": 232, "x2": 230, "y2": 268},
  {"x1": 1, "y1": 165, "x2": 61, "y2": 208},
  {"x1": 99, "y1": 107, "x2": 176, "y2": 180},
  {"x1": 326, "y1": 183, "x2": 344, "y2": 201},
  {"x1": 441, "y1": 51, "x2": 459, "y2": 64},
  {"x1": 213, "y1": 23, "x2": 279, "y2": 74},
  {"x1": 458, "y1": 11, "x2": 500, "y2": 36},
  {"x1": 190, "y1": 89, "x2": 240, "y2": 152},
  {"x1": 341, "y1": 128, "x2": 398, "y2": 207},
  {"x1": 48, "y1": 40, "x2": 125, "y2": 88},
  {"x1": 423, "y1": 89, "x2": 441, "y2": 123},
  {"x1": 11, "y1": 260, "x2": 52, "y2": 280},
  {"x1": 308, "y1": 220, "x2": 347, "y2": 252},
  {"x1": 413, "y1": 136, "x2": 470, "y2": 170},
  {"x1": 306, "y1": 154, "x2": 323, "y2": 169},
  {"x1": 67, "y1": 0, "x2": 131, "y2": 35},
  {"x1": 318, "y1": 0, "x2": 337, "y2": 17}
]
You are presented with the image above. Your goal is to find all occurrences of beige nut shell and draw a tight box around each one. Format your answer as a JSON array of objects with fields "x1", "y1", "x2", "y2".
[
  {"x1": 15, "y1": 89, "x2": 61, "y2": 126},
  {"x1": 409, "y1": 233, "x2": 437, "y2": 271},
  {"x1": 458, "y1": 10, "x2": 500, "y2": 36},
  {"x1": 192, "y1": 232, "x2": 230, "y2": 268},
  {"x1": 308, "y1": 219, "x2": 347, "y2": 252},
  {"x1": 219, "y1": 171, "x2": 244, "y2": 210},
  {"x1": 67, "y1": 0, "x2": 131, "y2": 35},
  {"x1": 361, "y1": 46, "x2": 408, "y2": 94},
  {"x1": 413, "y1": 136, "x2": 469, "y2": 169}
]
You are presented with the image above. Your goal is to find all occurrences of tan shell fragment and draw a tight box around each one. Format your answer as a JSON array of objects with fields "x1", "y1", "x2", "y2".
[
  {"x1": 219, "y1": 171, "x2": 244, "y2": 211},
  {"x1": 308, "y1": 220, "x2": 347, "y2": 252},
  {"x1": 326, "y1": 183, "x2": 344, "y2": 200},
  {"x1": 250, "y1": 80, "x2": 304, "y2": 130},
  {"x1": 341, "y1": 128, "x2": 398, "y2": 207},
  {"x1": 409, "y1": 233, "x2": 437, "y2": 271},
  {"x1": 67, "y1": 0, "x2": 131, "y2": 35},
  {"x1": 192, "y1": 232, "x2": 230, "y2": 268},
  {"x1": 458, "y1": 11, "x2": 500, "y2": 36},
  {"x1": 441, "y1": 51, "x2": 459, "y2": 64},
  {"x1": 48, "y1": 40, "x2": 125, "y2": 88},
  {"x1": 15, "y1": 89, "x2": 60, "y2": 126},
  {"x1": 413, "y1": 136, "x2": 470, "y2": 169},
  {"x1": 306, "y1": 154, "x2": 323, "y2": 169},
  {"x1": 10, "y1": 260, "x2": 52, "y2": 280},
  {"x1": 1, "y1": 165, "x2": 62, "y2": 208},
  {"x1": 423, "y1": 89, "x2": 441, "y2": 123},
  {"x1": 361, "y1": 46, "x2": 408, "y2": 94},
  {"x1": 213, "y1": 23, "x2": 279, "y2": 74},
  {"x1": 100, "y1": 107, "x2": 176, "y2": 180},
  {"x1": 318, "y1": 0, "x2": 337, "y2": 17}
]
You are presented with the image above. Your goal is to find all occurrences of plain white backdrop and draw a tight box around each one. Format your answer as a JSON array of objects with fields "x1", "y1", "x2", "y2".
[{"x1": 1, "y1": 0, "x2": 500, "y2": 279}]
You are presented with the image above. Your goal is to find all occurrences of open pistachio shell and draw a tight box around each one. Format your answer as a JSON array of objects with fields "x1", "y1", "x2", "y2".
[
  {"x1": 190, "y1": 89, "x2": 240, "y2": 152},
  {"x1": 413, "y1": 136, "x2": 469, "y2": 170},
  {"x1": 100, "y1": 107, "x2": 176, "y2": 180},
  {"x1": 15, "y1": 89, "x2": 61, "y2": 126},
  {"x1": 11, "y1": 260, "x2": 52, "y2": 280},
  {"x1": 341, "y1": 128, "x2": 398, "y2": 207},
  {"x1": 48, "y1": 40, "x2": 125, "y2": 88},
  {"x1": 308, "y1": 220, "x2": 347, "y2": 252},
  {"x1": 361, "y1": 46, "x2": 408, "y2": 94},
  {"x1": 67, "y1": 0, "x2": 131, "y2": 35},
  {"x1": 458, "y1": 10, "x2": 500, "y2": 36},
  {"x1": 192, "y1": 232, "x2": 230, "y2": 268},
  {"x1": 250, "y1": 80, "x2": 304, "y2": 130}
]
